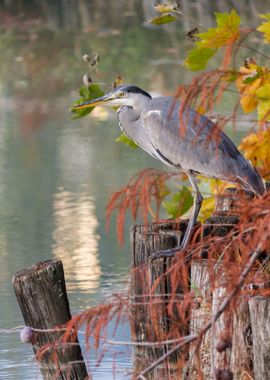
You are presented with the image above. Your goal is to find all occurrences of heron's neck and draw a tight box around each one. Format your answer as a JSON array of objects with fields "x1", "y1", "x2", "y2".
[{"x1": 127, "y1": 95, "x2": 151, "y2": 119}]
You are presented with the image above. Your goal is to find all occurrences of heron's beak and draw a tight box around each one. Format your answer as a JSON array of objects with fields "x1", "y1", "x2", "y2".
[{"x1": 74, "y1": 94, "x2": 113, "y2": 109}]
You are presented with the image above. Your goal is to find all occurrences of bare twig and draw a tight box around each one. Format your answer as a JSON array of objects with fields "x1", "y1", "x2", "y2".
[{"x1": 137, "y1": 334, "x2": 198, "y2": 379}]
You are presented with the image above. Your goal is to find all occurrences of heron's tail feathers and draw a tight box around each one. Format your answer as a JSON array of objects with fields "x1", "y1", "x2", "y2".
[{"x1": 237, "y1": 166, "x2": 265, "y2": 196}]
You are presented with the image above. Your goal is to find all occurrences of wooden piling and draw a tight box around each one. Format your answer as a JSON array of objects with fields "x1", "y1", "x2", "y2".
[
  {"x1": 13, "y1": 259, "x2": 88, "y2": 380},
  {"x1": 249, "y1": 296, "x2": 270, "y2": 380},
  {"x1": 130, "y1": 220, "x2": 190, "y2": 379},
  {"x1": 187, "y1": 259, "x2": 211, "y2": 379},
  {"x1": 230, "y1": 300, "x2": 253, "y2": 378},
  {"x1": 187, "y1": 189, "x2": 242, "y2": 379}
]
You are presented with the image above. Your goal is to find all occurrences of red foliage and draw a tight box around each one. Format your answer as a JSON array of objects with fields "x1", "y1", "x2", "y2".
[
  {"x1": 34, "y1": 190, "x2": 270, "y2": 379},
  {"x1": 106, "y1": 168, "x2": 181, "y2": 244}
]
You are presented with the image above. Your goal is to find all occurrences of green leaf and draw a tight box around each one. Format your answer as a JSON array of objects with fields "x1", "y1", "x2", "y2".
[
  {"x1": 215, "y1": 9, "x2": 240, "y2": 29},
  {"x1": 115, "y1": 133, "x2": 138, "y2": 148},
  {"x1": 79, "y1": 86, "x2": 89, "y2": 98},
  {"x1": 149, "y1": 14, "x2": 177, "y2": 25},
  {"x1": 259, "y1": 13, "x2": 270, "y2": 21},
  {"x1": 184, "y1": 10, "x2": 240, "y2": 71},
  {"x1": 70, "y1": 83, "x2": 104, "y2": 119},
  {"x1": 184, "y1": 47, "x2": 216, "y2": 71},
  {"x1": 243, "y1": 71, "x2": 261, "y2": 84},
  {"x1": 162, "y1": 186, "x2": 193, "y2": 219},
  {"x1": 224, "y1": 70, "x2": 239, "y2": 83}
]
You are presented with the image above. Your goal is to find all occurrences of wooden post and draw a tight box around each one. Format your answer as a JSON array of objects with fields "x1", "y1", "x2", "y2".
[
  {"x1": 249, "y1": 296, "x2": 270, "y2": 380},
  {"x1": 130, "y1": 220, "x2": 190, "y2": 379},
  {"x1": 230, "y1": 300, "x2": 253, "y2": 378},
  {"x1": 211, "y1": 282, "x2": 233, "y2": 380},
  {"x1": 187, "y1": 259, "x2": 211, "y2": 379},
  {"x1": 189, "y1": 188, "x2": 251, "y2": 379},
  {"x1": 13, "y1": 259, "x2": 88, "y2": 380}
]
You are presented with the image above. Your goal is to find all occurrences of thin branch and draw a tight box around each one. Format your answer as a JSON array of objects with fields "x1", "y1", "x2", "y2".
[
  {"x1": 239, "y1": 43, "x2": 270, "y2": 60},
  {"x1": 136, "y1": 334, "x2": 198, "y2": 379}
]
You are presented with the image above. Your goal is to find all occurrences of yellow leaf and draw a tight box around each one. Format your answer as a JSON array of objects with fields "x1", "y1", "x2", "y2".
[
  {"x1": 239, "y1": 133, "x2": 258, "y2": 149},
  {"x1": 257, "y1": 14, "x2": 270, "y2": 43},
  {"x1": 154, "y1": 4, "x2": 175, "y2": 13},
  {"x1": 208, "y1": 178, "x2": 233, "y2": 195},
  {"x1": 239, "y1": 129, "x2": 270, "y2": 177},
  {"x1": 198, "y1": 197, "x2": 215, "y2": 221},
  {"x1": 257, "y1": 99, "x2": 270, "y2": 121},
  {"x1": 240, "y1": 94, "x2": 258, "y2": 113},
  {"x1": 149, "y1": 13, "x2": 177, "y2": 25},
  {"x1": 196, "y1": 106, "x2": 206, "y2": 114},
  {"x1": 197, "y1": 10, "x2": 240, "y2": 49},
  {"x1": 235, "y1": 65, "x2": 267, "y2": 113},
  {"x1": 256, "y1": 84, "x2": 270, "y2": 99}
]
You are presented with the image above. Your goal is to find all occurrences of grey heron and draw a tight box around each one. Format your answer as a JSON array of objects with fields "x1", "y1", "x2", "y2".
[{"x1": 75, "y1": 85, "x2": 265, "y2": 256}]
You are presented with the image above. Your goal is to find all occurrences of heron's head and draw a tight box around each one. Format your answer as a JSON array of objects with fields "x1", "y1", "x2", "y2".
[{"x1": 74, "y1": 85, "x2": 152, "y2": 110}]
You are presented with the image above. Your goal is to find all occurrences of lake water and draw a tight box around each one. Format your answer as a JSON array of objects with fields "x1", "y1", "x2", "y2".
[{"x1": 0, "y1": 1, "x2": 267, "y2": 379}]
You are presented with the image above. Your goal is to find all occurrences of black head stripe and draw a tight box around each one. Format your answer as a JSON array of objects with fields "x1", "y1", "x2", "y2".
[{"x1": 115, "y1": 85, "x2": 152, "y2": 98}]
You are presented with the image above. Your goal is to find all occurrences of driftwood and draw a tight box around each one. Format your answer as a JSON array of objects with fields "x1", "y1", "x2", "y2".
[{"x1": 13, "y1": 259, "x2": 88, "y2": 380}]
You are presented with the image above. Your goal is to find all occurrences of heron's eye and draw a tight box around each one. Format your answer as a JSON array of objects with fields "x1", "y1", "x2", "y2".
[{"x1": 118, "y1": 92, "x2": 125, "y2": 97}]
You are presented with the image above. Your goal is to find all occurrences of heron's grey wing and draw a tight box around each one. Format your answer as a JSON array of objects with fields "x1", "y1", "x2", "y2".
[
  {"x1": 142, "y1": 100, "x2": 265, "y2": 194},
  {"x1": 141, "y1": 105, "x2": 224, "y2": 175}
]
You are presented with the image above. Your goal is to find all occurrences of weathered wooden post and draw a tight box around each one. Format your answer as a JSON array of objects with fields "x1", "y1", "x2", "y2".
[
  {"x1": 230, "y1": 300, "x2": 253, "y2": 378},
  {"x1": 187, "y1": 259, "x2": 211, "y2": 379},
  {"x1": 13, "y1": 259, "x2": 88, "y2": 380},
  {"x1": 187, "y1": 189, "x2": 241, "y2": 379},
  {"x1": 130, "y1": 220, "x2": 191, "y2": 379},
  {"x1": 249, "y1": 296, "x2": 270, "y2": 380},
  {"x1": 189, "y1": 187, "x2": 267, "y2": 379}
]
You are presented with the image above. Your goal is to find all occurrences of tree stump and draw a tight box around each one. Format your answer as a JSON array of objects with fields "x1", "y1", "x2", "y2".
[{"x1": 13, "y1": 259, "x2": 88, "y2": 380}]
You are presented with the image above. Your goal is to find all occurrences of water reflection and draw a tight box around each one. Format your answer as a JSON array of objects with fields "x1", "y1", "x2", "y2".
[{"x1": 53, "y1": 189, "x2": 101, "y2": 292}]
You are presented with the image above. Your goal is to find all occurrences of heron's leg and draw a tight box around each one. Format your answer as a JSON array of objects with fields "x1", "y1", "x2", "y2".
[
  {"x1": 149, "y1": 172, "x2": 203, "y2": 260},
  {"x1": 180, "y1": 172, "x2": 203, "y2": 249}
]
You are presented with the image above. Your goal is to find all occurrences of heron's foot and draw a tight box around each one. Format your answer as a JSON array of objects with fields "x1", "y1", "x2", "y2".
[{"x1": 149, "y1": 246, "x2": 184, "y2": 261}]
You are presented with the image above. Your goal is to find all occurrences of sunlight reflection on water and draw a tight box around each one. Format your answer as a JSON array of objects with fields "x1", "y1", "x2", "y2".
[{"x1": 53, "y1": 189, "x2": 101, "y2": 293}]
